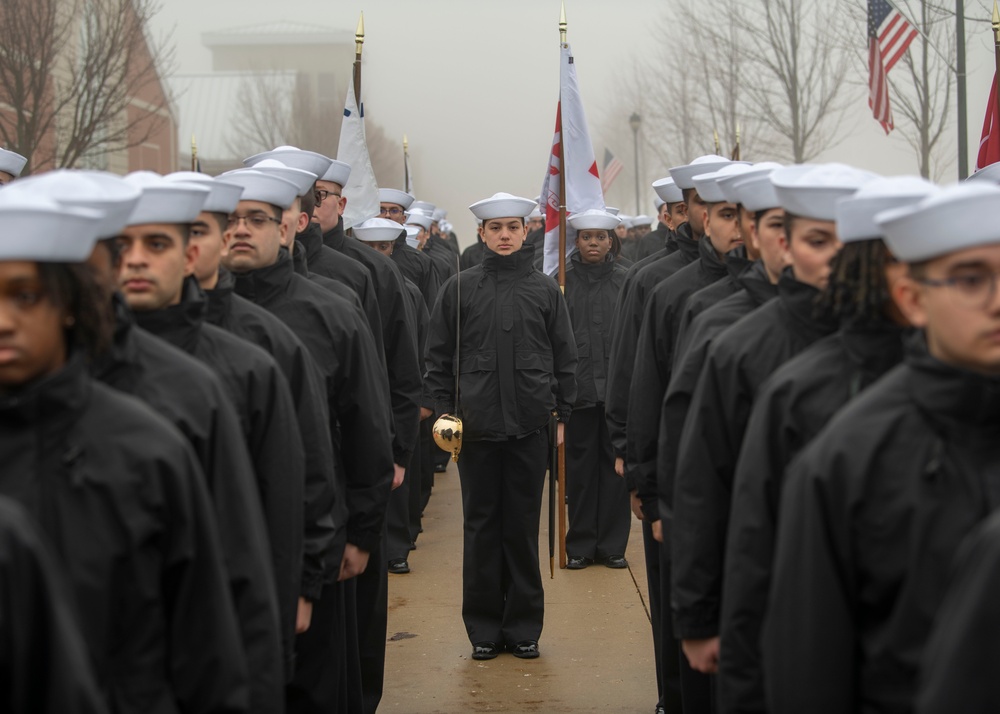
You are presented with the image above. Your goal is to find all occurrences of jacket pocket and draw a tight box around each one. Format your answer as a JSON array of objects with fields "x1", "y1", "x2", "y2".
[
  {"x1": 515, "y1": 351, "x2": 556, "y2": 423},
  {"x1": 458, "y1": 351, "x2": 498, "y2": 434}
]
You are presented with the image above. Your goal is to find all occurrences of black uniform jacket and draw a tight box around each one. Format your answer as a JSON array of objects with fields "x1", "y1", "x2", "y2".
[
  {"x1": 324, "y1": 218, "x2": 422, "y2": 466},
  {"x1": 719, "y1": 323, "x2": 906, "y2": 714},
  {"x1": 423, "y1": 232, "x2": 459, "y2": 283},
  {"x1": 917, "y1": 510, "x2": 1000, "y2": 714},
  {"x1": 0, "y1": 359, "x2": 248, "y2": 714},
  {"x1": 675, "y1": 247, "x2": 752, "y2": 349},
  {"x1": 762, "y1": 342, "x2": 1000, "y2": 714},
  {"x1": 672, "y1": 269, "x2": 836, "y2": 639},
  {"x1": 291, "y1": 240, "x2": 367, "y2": 314},
  {"x1": 94, "y1": 300, "x2": 279, "y2": 711},
  {"x1": 134, "y1": 278, "x2": 295, "y2": 706},
  {"x1": 626, "y1": 236, "x2": 729, "y2": 496},
  {"x1": 297, "y1": 222, "x2": 384, "y2": 357},
  {"x1": 0, "y1": 496, "x2": 106, "y2": 714},
  {"x1": 656, "y1": 262, "x2": 777, "y2": 523},
  {"x1": 206, "y1": 268, "x2": 338, "y2": 604},
  {"x1": 393, "y1": 232, "x2": 440, "y2": 309},
  {"x1": 233, "y1": 249, "x2": 395, "y2": 556},
  {"x1": 563, "y1": 253, "x2": 627, "y2": 408},
  {"x1": 460, "y1": 239, "x2": 485, "y2": 271},
  {"x1": 605, "y1": 222, "x2": 700, "y2": 458},
  {"x1": 425, "y1": 243, "x2": 579, "y2": 440},
  {"x1": 635, "y1": 222, "x2": 673, "y2": 261}
]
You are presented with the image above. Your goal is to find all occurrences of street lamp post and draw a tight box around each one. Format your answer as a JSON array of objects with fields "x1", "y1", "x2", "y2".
[{"x1": 629, "y1": 112, "x2": 641, "y2": 214}]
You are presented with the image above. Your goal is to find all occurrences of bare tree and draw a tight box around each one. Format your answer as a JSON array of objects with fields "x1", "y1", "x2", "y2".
[
  {"x1": 0, "y1": 0, "x2": 173, "y2": 173},
  {"x1": 737, "y1": 0, "x2": 853, "y2": 162},
  {"x1": 228, "y1": 70, "x2": 403, "y2": 189}
]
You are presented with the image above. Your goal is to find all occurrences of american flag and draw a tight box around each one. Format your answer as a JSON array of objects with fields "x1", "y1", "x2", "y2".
[
  {"x1": 600, "y1": 148, "x2": 623, "y2": 193},
  {"x1": 868, "y1": 0, "x2": 917, "y2": 134}
]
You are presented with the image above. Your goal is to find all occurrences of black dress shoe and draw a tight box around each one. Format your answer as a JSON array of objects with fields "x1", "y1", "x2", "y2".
[
  {"x1": 388, "y1": 559, "x2": 410, "y2": 574},
  {"x1": 654, "y1": 706, "x2": 666, "y2": 714},
  {"x1": 605, "y1": 555, "x2": 628, "y2": 569},
  {"x1": 511, "y1": 641, "x2": 540, "y2": 659},
  {"x1": 566, "y1": 555, "x2": 591, "y2": 570},
  {"x1": 471, "y1": 642, "x2": 499, "y2": 660}
]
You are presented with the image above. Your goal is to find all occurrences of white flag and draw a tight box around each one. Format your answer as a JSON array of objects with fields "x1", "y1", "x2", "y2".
[
  {"x1": 337, "y1": 81, "x2": 380, "y2": 230},
  {"x1": 541, "y1": 43, "x2": 605, "y2": 276}
]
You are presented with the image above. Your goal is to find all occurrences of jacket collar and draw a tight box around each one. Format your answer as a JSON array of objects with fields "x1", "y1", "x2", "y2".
[
  {"x1": 204, "y1": 269, "x2": 235, "y2": 327},
  {"x1": 0, "y1": 354, "x2": 90, "y2": 428},
  {"x1": 674, "y1": 222, "x2": 701, "y2": 262},
  {"x1": 778, "y1": 267, "x2": 838, "y2": 336},
  {"x1": 297, "y1": 222, "x2": 325, "y2": 264},
  {"x1": 482, "y1": 241, "x2": 537, "y2": 276},
  {"x1": 906, "y1": 334, "x2": 1000, "y2": 426},
  {"x1": 231, "y1": 248, "x2": 295, "y2": 305},
  {"x1": 132, "y1": 276, "x2": 206, "y2": 356},
  {"x1": 570, "y1": 251, "x2": 616, "y2": 280},
  {"x1": 322, "y1": 217, "x2": 346, "y2": 251}
]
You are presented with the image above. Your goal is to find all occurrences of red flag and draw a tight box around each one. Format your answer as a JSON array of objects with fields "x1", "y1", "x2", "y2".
[{"x1": 976, "y1": 73, "x2": 1000, "y2": 172}]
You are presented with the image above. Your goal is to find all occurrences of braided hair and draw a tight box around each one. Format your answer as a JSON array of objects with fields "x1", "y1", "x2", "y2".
[{"x1": 816, "y1": 238, "x2": 893, "y2": 327}]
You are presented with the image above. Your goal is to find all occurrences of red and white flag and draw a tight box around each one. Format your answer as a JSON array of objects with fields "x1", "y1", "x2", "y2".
[
  {"x1": 540, "y1": 43, "x2": 605, "y2": 276},
  {"x1": 601, "y1": 148, "x2": 623, "y2": 193},
  {"x1": 976, "y1": 73, "x2": 1000, "y2": 172},
  {"x1": 867, "y1": 0, "x2": 917, "y2": 134}
]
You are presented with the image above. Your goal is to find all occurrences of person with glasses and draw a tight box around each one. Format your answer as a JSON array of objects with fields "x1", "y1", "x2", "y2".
[
  {"x1": 379, "y1": 188, "x2": 439, "y2": 310},
  {"x1": 221, "y1": 170, "x2": 395, "y2": 714},
  {"x1": 561, "y1": 209, "x2": 630, "y2": 572},
  {"x1": 117, "y1": 171, "x2": 293, "y2": 713},
  {"x1": 762, "y1": 181, "x2": 1000, "y2": 713},
  {"x1": 719, "y1": 176, "x2": 934, "y2": 714}
]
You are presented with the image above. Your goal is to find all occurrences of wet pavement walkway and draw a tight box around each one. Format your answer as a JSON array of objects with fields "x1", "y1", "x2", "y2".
[{"x1": 382, "y1": 461, "x2": 657, "y2": 713}]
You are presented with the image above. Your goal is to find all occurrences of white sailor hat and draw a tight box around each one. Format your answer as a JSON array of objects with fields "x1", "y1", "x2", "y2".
[
  {"x1": 165, "y1": 172, "x2": 244, "y2": 214},
  {"x1": 965, "y1": 163, "x2": 1000, "y2": 184},
  {"x1": 717, "y1": 162, "x2": 783, "y2": 205},
  {"x1": 875, "y1": 182, "x2": 1000, "y2": 262},
  {"x1": 469, "y1": 192, "x2": 536, "y2": 221},
  {"x1": 0, "y1": 189, "x2": 102, "y2": 262},
  {"x1": 432, "y1": 208, "x2": 446, "y2": 223},
  {"x1": 354, "y1": 217, "x2": 404, "y2": 242},
  {"x1": 404, "y1": 225, "x2": 421, "y2": 249},
  {"x1": 669, "y1": 155, "x2": 742, "y2": 190},
  {"x1": 652, "y1": 177, "x2": 684, "y2": 204},
  {"x1": 835, "y1": 176, "x2": 937, "y2": 244},
  {"x1": 405, "y1": 211, "x2": 433, "y2": 231},
  {"x1": 528, "y1": 204, "x2": 544, "y2": 220},
  {"x1": 568, "y1": 208, "x2": 621, "y2": 231},
  {"x1": 411, "y1": 200, "x2": 436, "y2": 214},
  {"x1": 0, "y1": 148, "x2": 27, "y2": 178},
  {"x1": 693, "y1": 163, "x2": 758, "y2": 204},
  {"x1": 321, "y1": 159, "x2": 352, "y2": 187},
  {"x1": 124, "y1": 171, "x2": 210, "y2": 226},
  {"x1": 243, "y1": 145, "x2": 334, "y2": 179},
  {"x1": 378, "y1": 189, "x2": 415, "y2": 209},
  {"x1": 619, "y1": 215, "x2": 634, "y2": 228},
  {"x1": 7, "y1": 170, "x2": 141, "y2": 239},
  {"x1": 731, "y1": 166, "x2": 783, "y2": 212},
  {"x1": 230, "y1": 160, "x2": 315, "y2": 197},
  {"x1": 220, "y1": 169, "x2": 299, "y2": 211},
  {"x1": 771, "y1": 163, "x2": 879, "y2": 221},
  {"x1": 440, "y1": 220, "x2": 453, "y2": 233},
  {"x1": 654, "y1": 196, "x2": 665, "y2": 209},
  {"x1": 632, "y1": 215, "x2": 652, "y2": 228},
  {"x1": 606, "y1": 206, "x2": 621, "y2": 216}
]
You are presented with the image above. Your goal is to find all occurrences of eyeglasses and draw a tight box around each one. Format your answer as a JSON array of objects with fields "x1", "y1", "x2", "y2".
[
  {"x1": 916, "y1": 269, "x2": 1000, "y2": 310},
  {"x1": 379, "y1": 206, "x2": 404, "y2": 217},
  {"x1": 314, "y1": 190, "x2": 340, "y2": 205},
  {"x1": 227, "y1": 213, "x2": 281, "y2": 230}
]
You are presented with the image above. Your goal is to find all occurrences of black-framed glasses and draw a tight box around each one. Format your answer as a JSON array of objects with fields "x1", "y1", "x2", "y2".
[
  {"x1": 379, "y1": 206, "x2": 404, "y2": 217},
  {"x1": 227, "y1": 213, "x2": 281, "y2": 230},
  {"x1": 915, "y1": 270, "x2": 1000, "y2": 310},
  {"x1": 314, "y1": 189, "x2": 340, "y2": 205}
]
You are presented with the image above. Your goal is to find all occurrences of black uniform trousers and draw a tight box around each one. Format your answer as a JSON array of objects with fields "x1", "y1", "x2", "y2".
[
  {"x1": 421, "y1": 420, "x2": 436, "y2": 511},
  {"x1": 355, "y1": 525, "x2": 389, "y2": 714},
  {"x1": 408, "y1": 427, "x2": 423, "y2": 544},
  {"x1": 457, "y1": 430, "x2": 548, "y2": 645},
  {"x1": 642, "y1": 522, "x2": 682, "y2": 712},
  {"x1": 386, "y1": 475, "x2": 412, "y2": 562},
  {"x1": 286, "y1": 578, "x2": 363, "y2": 714},
  {"x1": 565, "y1": 405, "x2": 631, "y2": 559}
]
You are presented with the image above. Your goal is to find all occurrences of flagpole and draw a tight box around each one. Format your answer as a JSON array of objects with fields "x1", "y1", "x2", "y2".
[
  {"x1": 993, "y1": 1, "x2": 1000, "y2": 135},
  {"x1": 190, "y1": 134, "x2": 197, "y2": 172},
  {"x1": 403, "y1": 134, "x2": 410, "y2": 193},
  {"x1": 556, "y1": 0, "x2": 568, "y2": 572},
  {"x1": 353, "y1": 12, "x2": 365, "y2": 107}
]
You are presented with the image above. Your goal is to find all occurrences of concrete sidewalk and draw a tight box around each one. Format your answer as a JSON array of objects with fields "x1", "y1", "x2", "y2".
[{"x1": 382, "y1": 461, "x2": 657, "y2": 713}]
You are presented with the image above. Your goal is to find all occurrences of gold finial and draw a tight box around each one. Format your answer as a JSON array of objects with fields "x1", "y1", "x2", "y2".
[
  {"x1": 713, "y1": 129, "x2": 720, "y2": 154},
  {"x1": 993, "y1": 1, "x2": 1000, "y2": 43},
  {"x1": 355, "y1": 12, "x2": 365, "y2": 55},
  {"x1": 736, "y1": 122, "x2": 741, "y2": 145},
  {"x1": 559, "y1": 0, "x2": 567, "y2": 45},
  {"x1": 403, "y1": 134, "x2": 409, "y2": 151}
]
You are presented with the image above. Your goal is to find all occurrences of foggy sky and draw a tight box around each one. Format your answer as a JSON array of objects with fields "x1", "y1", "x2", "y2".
[{"x1": 151, "y1": 0, "x2": 995, "y2": 246}]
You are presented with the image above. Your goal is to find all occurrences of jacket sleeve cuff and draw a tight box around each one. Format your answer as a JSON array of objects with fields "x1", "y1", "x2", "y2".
[
  {"x1": 300, "y1": 571, "x2": 324, "y2": 602},
  {"x1": 392, "y1": 447, "x2": 412, "y2": 467}
]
